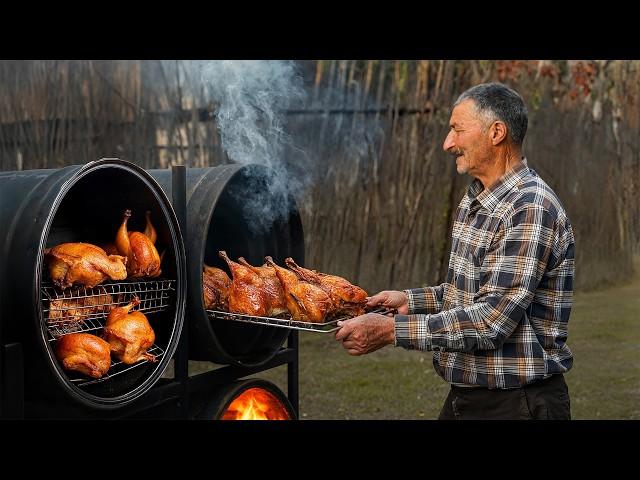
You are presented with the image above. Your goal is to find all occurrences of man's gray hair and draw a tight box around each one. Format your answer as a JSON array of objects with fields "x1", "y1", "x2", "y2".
[{"x1": 455, "y1": 82, "x2": 528, "y2": 146}]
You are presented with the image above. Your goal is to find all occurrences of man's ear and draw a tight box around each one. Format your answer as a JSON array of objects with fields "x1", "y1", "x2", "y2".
[{"x1": 490, "y1": 121, "x2": 508, "y2": 145}]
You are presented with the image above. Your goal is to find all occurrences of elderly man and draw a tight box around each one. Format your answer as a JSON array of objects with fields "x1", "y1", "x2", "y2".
[{"x1": 335, "y1": 82, "x2": 574, "y2": 420}]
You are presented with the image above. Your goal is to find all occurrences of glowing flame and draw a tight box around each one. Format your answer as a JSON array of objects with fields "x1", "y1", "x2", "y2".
[{"x1": 221, "y1": 387, "x2": 290, "y2": 420}]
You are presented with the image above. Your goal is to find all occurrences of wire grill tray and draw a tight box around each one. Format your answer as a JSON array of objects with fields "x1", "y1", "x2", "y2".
[{"x1": 206, "y1": 307, "x2": 395, "y2": 333}]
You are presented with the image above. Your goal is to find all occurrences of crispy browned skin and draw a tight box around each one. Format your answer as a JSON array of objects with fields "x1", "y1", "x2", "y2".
[
  {"x1": 265, "y1": 257, "x2": 332, "y2": 323},
  {"x1": 55, "y1": 333, "x2": 111, "y2": 379},
  {"x1": 45, "y1": 242, "x2": 128, "y2": 289},
  {"x1": 115, "y1": 209, "x2": 162, "y2": 278},
  {"x1": 238, "y1": 257, "x2": 288, "y2": 317},
  {"x1": 48, "y1": 287, "x2": 115, "y2": 323},
  {"x1": 285, "y1": 257, "x2": 368, "y2": 318},
  {"x1": 219, "y1": 251, "x2": 270, "y2": 317},
  {"x1": 203, "y1": 264, "x2": 232, "y2": 310},
  {"x1": 103, "y1": 297, "x2": 156, "y2": 364}
]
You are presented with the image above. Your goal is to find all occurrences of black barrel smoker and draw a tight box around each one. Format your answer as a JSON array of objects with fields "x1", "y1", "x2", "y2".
[{"x1": 0, "y1": 159, "x2": 300, "y2": 419}]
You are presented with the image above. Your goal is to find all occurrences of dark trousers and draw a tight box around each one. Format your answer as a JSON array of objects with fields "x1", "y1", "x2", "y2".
[{"x1": 438, "y1": 374, "x2": 571, "y2": 420}]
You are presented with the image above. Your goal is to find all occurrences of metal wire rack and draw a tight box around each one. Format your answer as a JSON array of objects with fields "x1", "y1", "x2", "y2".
[
  {"x1": 42, "y1": 279, "x2": 175, "y2": 339},
  {"x1": 206, "y1": 306, "x2": 396, "y2": 333},
  {"x1": 68, "y1": 344, "x2": 166, "y2": 387}
]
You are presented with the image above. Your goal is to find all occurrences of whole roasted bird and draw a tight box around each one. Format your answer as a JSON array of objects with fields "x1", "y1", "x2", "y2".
[
  {"x1": 265, "y1": 257, "x2": 332, "y2": 323},
  {"x1": 285, "y1": 257, "x2": 368, "y2": 318},
  {"x1": 238, "y1": 257, "x2": 288, "y2": 317},
  {"x1": 203, "y1": 264, "x2": 232, "y2": 310},
  {"x1": 219, "y1": 250, "x2": 270, "y2": 317},
  {"x1": 103, "y1": 297, "x2": 156, "y2": 364},
  {"x1": 115, "y1": 209, "x2": 162, "y2": 278},
  {"x1": 45, "y1": 242, "x2": 128, "y2": 289},
  {"x1": 48, "y1": 287, "x2": 117, "y2": 323},
  {"x1": 55, "y1": 333, "x2": 112, "y2": 379}
]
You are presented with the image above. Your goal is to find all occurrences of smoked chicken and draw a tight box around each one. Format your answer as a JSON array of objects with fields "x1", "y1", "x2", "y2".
[
  {"x1": 103, "y1": 297, "x2": 156, "y2": 364},
  {"x1": 48, "y1": 287, "x2": 117, "y2": 323},
  {"x1": 55, "y1": 333, "x2": 112, "y2": 379},
  {"x1": 238, "y1": 257, "x2": 288, "y2": 317},
  {"x1": 115, "y1": 209, "x2": 162, "y2": 278},
  {"x1": 219, "y1": 250, "x2": 269, "y2": 317},
  {"x1": 203, "y1": 264, "x2": 232, "y2": 310},
  {"x1": 285, "y1": 258, "x2": 368, "y2": 318},
  {"x1": 265, "y1": 257, "x2": 332, "y2": 323},
  {"x1": 45, "y1": 242, "x2": 128, "y2": 289}
]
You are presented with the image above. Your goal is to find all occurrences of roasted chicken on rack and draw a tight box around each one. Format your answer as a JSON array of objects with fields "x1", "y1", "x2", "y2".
[
  {"x1": 265, "y1": 257, "x2": 332, "y2": 323},
  {"x1": 48, "y1": 287, "x2": 117, "y2": 323},
  {"x1": 45, "y1": 242, "x2": 128, "y2": 289},
  {"x1": 219, "y1": 251, "x2": 270, "y2": 317},
  {"x1": 115, "y1": 209, "x2": 162, "y2": 278},
  {"x1": 55, "y1": 333, "x2": 112, "y2": 379},
  {"x1": 203, "y1": 264, "x2": 232, "y2": 310},
  {"x1": 103, "y1": 297, "x2": 156, "y2": 364},
  {"x1": 238, "y1": 257, "x2": 287, "y2": 317},
  {"x1": 285, "y1": 257, "x2": 368, "y2": 318}
]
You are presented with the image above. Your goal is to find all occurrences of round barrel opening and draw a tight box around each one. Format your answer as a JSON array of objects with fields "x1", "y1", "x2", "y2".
[
  {"x1": 148, "y1": 165, "x2": 303, "y2": 367},
  {"x1": 197, "y1": 378, "x2": 296, "y2": 420},
  {"x1": 36, "y1": 160, "x2": 185, "y2": 409}
]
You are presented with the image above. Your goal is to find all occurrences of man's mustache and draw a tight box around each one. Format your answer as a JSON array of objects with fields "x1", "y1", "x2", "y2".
[{"x1": 448, "y1": 148, "x2": 464, "y2": 157}]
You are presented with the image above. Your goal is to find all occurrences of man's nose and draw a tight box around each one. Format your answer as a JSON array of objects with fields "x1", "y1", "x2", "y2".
[{"x1": 443, "y1": 131, "x2": 455, "y2": 152}]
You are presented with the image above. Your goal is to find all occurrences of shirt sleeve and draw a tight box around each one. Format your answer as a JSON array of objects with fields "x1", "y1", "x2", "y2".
[
  {"x1": 395, "y1": 203, "x2": 558, "y2": 352},
  {"x1": 404, "y1": 285, "x2": 446, "y2": 315}
]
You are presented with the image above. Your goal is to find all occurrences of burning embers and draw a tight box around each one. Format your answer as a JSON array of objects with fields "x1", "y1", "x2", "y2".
[
  {"x1": 221, "y1": 387, "x2": 291, "y2": 420},
  {"x1": 203, "y1": 251, "x2": 367, "y2": 323},
  {"x1": 44, "y1": 209, "x2": 164, "y2": 380}
]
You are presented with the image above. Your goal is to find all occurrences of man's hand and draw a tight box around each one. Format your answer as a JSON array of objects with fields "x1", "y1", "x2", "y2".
[
  {"x1": 366, "y1": 290, "x2": 409, "y2": 315},
  {"x1": 334, "y1": 313, "x2": 395, "y2": 356}
]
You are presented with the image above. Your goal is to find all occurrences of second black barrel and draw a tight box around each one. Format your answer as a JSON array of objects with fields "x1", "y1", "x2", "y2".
[{"x1": 149, "y1": 164, "x2": 304, "y2": 367}]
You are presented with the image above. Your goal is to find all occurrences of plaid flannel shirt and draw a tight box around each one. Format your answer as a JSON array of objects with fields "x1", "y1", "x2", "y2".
[{"x1": 395, "y1": 160, "x2": 575, "y2": 389}]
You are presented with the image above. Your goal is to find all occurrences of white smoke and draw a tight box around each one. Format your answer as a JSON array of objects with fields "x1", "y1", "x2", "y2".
[{"x1": 184, "y1": 60, "x2": 308, "y2": 233}]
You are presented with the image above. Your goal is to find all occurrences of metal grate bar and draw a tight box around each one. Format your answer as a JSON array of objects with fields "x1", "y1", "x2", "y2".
[{"x1": 206, "y1": 307, "x2": 395, "y2": 333}]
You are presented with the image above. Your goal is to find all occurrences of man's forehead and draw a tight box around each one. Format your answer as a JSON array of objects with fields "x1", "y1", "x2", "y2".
[{"x1": 450, "y1": 100, "x2": 477, "y2": 124}]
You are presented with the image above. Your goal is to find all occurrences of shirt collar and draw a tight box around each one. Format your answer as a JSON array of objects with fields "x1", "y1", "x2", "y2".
[{"x1": 466, "y1": 158, "x2": 531, "y2": 213}]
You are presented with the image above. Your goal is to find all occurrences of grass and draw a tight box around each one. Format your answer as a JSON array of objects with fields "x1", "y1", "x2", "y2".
[{"x1": 251, "y1": 264, "x2": 640, "y2": 420}]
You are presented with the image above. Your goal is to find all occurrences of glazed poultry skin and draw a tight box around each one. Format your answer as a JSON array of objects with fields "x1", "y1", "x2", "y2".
[
  {"x1": 55, "y1": 333, "x2": 111, "y2": 379},
  {"x1": 238, "y1": 257, "x2": 288, "y2": 317},
  {"x1": 285, "y1": 257, "x2": 368, "y2": 318},
  {"x1": 203, "y1": 264, "x2": 232, "y2": 310},
  {"x1": 265, "y1": 257, "x2": 333, "y2": 323},
  {"x1": 45, "y1": 242, "x2": 128, "y2": 289},
  {"x1": 103, "y1": 297, "x2": 156, "y2": 364},
  {"x1": 219, "y1": 251, "x2": 270, "y2": 317},
  {"x1": 48, "y1": 287, "x2": 116, "y2": 323},
  {"x1": 115, "y1": 209, "x2": 162, "y2": 278}
]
